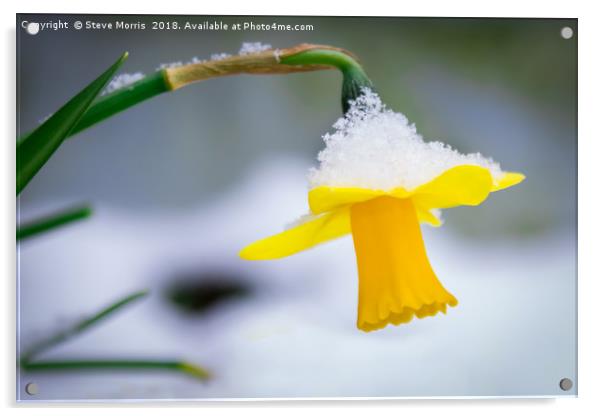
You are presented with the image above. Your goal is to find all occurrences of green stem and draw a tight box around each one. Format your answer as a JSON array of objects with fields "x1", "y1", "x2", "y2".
[
  {"x1": 21, "y1": 360, "x2": 210, "y2": 381},
  {"x1": 20, "y1": 290, "x2": 148, "y2": 363},
  {"x1": 17, "y1": 72, "x2": 169, "y2": 145},
  {"x1": 280, "y1": 49, "x2": 373, "y2": 112},
  {"x1": 17, "y1": 205, "x2": 92, "y2": 241},
  {"x1": 69, "y1": 71, "x2": 169, "y2": 137},
  {"x1": 280, "y1": 48, "x2": 363, "y2": 73}
]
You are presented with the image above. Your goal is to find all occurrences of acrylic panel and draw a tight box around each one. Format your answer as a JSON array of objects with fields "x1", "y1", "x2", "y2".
[{"x1": 16, "y1": 14, "x2": 577, "y2": 401}]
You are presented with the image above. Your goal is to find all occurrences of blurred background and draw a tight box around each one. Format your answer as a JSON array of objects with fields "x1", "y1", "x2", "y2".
[{"x1": 17, "y1": 15, "x2": 576, "y2": 400}]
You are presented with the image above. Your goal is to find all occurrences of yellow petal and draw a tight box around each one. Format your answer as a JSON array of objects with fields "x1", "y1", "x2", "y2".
[
  {"x1": 492, "y1": 171, "x2": 525, "y2": 192},
  {"x1": 411, "y1": 165, "x2": 494, "y2": 210},
  {"x1": 416, "y1": 207, "x2": 443, "y2": 227},
  {"x1": 239, "y1": 208, "x2": 351, "y2": 260},
  {"x1": 309, "y1": 186, "x2": 441, "y2": 227},
  {"x1": 308, "y1": 187, "x2": 387, "y2": 215},
  {"x1": 350, "y1": 196, "x2": 457, "y2": 332}
]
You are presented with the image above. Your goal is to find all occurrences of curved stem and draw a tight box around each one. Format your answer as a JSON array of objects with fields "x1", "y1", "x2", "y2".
[
  {"x1": 162, "y1": 43, "x2": 334, "y2": 90},
  {"x1": 280, "y1": 48, "x2": 374, "y2": 112},
  {"x1": 18, "y1": 44, "x2": 372, "y2": 142},
  {"x1": 279, "y1": 48, "x2": 364, "y2": 73}
]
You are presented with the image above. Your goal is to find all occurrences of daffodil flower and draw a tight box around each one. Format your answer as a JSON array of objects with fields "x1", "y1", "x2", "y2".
[{"x1": 240, "y1": 89, "x2": 524, "y2": 332}]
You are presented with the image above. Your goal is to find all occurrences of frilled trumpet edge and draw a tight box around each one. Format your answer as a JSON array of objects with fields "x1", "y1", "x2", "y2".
[{"x1": 351, "y1": 196, "x2": 458, "y2": 332}]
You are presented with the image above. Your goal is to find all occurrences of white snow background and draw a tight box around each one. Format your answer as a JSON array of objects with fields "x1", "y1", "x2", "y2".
[{"x1": 17, "y1": 156, "x2": 576, "y2": 400}]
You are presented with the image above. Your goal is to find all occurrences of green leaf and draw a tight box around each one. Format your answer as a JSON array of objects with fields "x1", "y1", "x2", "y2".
[
  {"x1": 17, "y1": 204, "x2": 92, "y2": 241},
  {"x1": 16, "y1": 52, "x2": 129, "y2": 195}
]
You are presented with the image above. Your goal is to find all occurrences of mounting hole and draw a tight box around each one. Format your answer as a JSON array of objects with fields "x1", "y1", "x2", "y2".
[
  {"x1": 25, "y1": 22, "x2": 40, "y2": 35},
  {"x1": 559, "y1": 378, "x2": 573, "y2": 391},
  {"x1": 560, "y1": 27, "x2": 574, "y2": 39},
  {"x1": 25, "y1": 382, "x2": 38, "y2": 395}
]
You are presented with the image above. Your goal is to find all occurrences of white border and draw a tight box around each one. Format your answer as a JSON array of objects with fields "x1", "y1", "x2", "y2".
[{"x1": 3, "y1": 1, "x2": 601, "y2": 414}]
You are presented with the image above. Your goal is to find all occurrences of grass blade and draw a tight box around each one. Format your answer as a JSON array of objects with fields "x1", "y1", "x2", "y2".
[
  {"x1": 21, "y1": 359, "x2": 210, "y2": 381},
  {"x1": 19, "y1": 290, "x2": 211, "y2": 382},
  {"x1": 17, "y1": 52, "x2": 129, "y2": 194},
  {"x1": 20, "y1": 290, "x2": 148, "y2": 363},
  {"x1": 17, "y1": 204, "x2": 92, "y2": 241}
]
